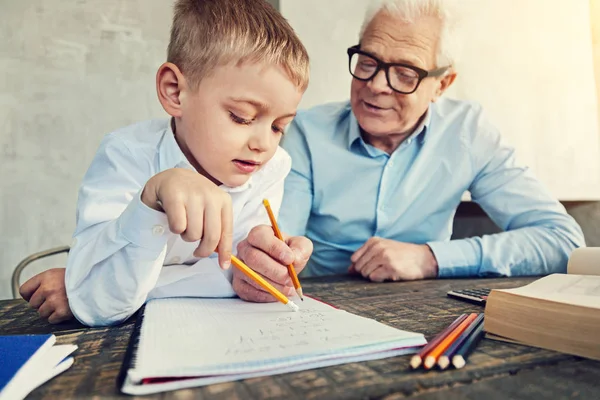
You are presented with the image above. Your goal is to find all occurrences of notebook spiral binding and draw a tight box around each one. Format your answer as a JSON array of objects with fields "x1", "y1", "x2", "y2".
[{"x1": 116, "y1": 305, "x2": 146, "y2": 390}]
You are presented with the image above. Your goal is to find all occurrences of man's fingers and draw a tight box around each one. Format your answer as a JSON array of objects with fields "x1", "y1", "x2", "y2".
[
  {"x1": 217, "y1": 200, "x2": 233, "y2": 269},
  {"x1": 48, "y1": 307, "x2": 73, "y2": 324},
  {"x1": 359, "y1": 256, "x2": 381, "y2": 278},
  {"x1": 19, "y1": 275, "x2": 41, "y2": 301},
  {"x1": 353, "y1": 245, "x2": 379, "y2": 275},
  {"x1": 285, "y1": 235, "x2": 313, "y2": 271},
  {"x1": 240, "y1": 270, "x2": 293, "y2": 295},
  {"x1": 37, "y1": 301, "x2": 54, "y2": 319},
  {"x1": 196, "y1": 202, "x2": 220, "y2": 258},
  {"x1": 351, "y1": 237, "x2": 378, "y2": 264},
  {"x1": 369, "y1": 266, "x2": 389, "y2": 283},
  {"x1": 247, "y1": 225, "x2": 294, "y2": 265},
  {"x1": 28, "y1": 290, "x2": 46, "y2": 309},
  {"x1": 233, "y1": 278, "x2": 278, "y2": 303},
  {"x1": 237, "y1": 241, "x2": 291, "y2": 285}
]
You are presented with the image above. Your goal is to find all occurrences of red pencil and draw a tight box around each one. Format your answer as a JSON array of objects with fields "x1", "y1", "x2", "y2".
[{"x1": 410, "y1": 314, "x2": 468, "y2": 369}]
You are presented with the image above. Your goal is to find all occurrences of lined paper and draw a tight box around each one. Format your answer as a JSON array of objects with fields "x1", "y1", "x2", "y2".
[{"x1": 124, "y1": 296, "x2": 425, "y2": 393}]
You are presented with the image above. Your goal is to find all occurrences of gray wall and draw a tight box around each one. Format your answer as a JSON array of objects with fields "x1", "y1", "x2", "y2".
[
  {"x1": 1, "y1": 1, "x2": 172, "y2": 299},
  {"x1": 2, "y1": 1, "x2": 599, "y2": 300}
]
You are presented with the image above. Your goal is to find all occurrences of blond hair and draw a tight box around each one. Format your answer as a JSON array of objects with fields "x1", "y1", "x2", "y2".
[{"x1": 168, "y1": 0, "x2": 309, "y2": 91}]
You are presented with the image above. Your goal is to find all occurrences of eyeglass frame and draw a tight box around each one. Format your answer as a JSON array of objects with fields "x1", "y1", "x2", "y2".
[{"x1": 347, "y1": 45, "x2": 450, "y2": 94}]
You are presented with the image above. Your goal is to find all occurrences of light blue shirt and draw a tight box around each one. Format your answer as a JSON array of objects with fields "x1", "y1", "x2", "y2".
[{"x1": 279, "y1": 98, "x2": 585, "y2": 278}]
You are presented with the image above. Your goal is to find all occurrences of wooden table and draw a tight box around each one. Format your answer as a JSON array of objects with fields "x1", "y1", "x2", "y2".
[{"x1": 1, "y1": 276, "x2": 599, "y2": 399}]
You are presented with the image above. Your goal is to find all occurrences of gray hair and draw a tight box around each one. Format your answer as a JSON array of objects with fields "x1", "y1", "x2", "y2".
[{"x1": 359, "y1": 0, "x2": 458, "y2": 67}]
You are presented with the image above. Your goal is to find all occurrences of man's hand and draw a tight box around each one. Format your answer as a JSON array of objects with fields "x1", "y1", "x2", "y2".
[
  {"x1": 349, "y1": 237, "x2": 438, "y2": 282},
  {"x1": 233, "y1": 225, "x2": 313, "y2": 302},
  {"x1": 19, "y1": 268, "x2": 73, "y2": 324}
]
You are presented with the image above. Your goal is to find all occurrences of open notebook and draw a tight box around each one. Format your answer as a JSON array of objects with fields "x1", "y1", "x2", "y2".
[{"x1": 119, "y1": 296, "x2": 426, "y2": 395}]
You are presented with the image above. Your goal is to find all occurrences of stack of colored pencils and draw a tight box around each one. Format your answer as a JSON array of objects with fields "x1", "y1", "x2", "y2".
[{"x1": 410, "y1": 313, "x2": 485, "y2": 370}]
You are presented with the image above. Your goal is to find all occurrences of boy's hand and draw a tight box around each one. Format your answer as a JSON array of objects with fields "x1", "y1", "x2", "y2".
[
  {"x1": 20, "y1": 268, "x2": 74, "y2": 324},
  {"x1": 233, "y1": 225, "x2": 313, "y2": 302},
  {"x1": 142, "y1": 168, "x2": 233, "y2": 269}
]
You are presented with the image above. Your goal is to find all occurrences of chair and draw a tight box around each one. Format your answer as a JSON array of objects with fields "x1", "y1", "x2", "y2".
[{"x1": 12, "y1": 246, "x2": 70, "y2": 299}]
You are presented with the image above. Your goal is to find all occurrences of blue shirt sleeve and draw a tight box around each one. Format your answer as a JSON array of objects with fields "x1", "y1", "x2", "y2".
[
  {"x1": 278, "y1": 117, "x2": 314, "y2": 237},
  {"x1": 428, "y1": 112, "x2": 585, "y2": 277}
]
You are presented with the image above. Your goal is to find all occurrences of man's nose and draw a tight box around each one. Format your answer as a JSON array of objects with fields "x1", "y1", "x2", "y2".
[{"x1": 367, "y1": 69, "x2": 392, "y2": 94}]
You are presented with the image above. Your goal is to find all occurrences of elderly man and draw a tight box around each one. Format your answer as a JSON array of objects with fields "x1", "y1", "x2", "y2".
[
  {"x1": 20, "y1": 0, "x2": 584, "y2": 323},
  {"x1": 243, "y1": 0, "x2": 584, "y2": 282}
]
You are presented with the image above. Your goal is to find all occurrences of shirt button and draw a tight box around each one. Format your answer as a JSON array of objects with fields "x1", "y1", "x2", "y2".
[
  {"x1": 407, "y1": 138, "x2": 413, "y2": 144},
  {"x1": 170, "y1": 256, "x2": 181, "y2": 264},
  {"x1": 387, "y1": 160, "x2": 394, "y2": 167},
  {"x1": 152, "y1": 225, "x2": 165, "y2": 236}
]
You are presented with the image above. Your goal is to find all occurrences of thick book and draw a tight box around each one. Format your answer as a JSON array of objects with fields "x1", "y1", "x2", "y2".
[
  {"x1": 118, "y1": 296, "x2": 426, "y2": 395},
  {"x1": 0, "y1": 334, "x2": 77, "y2": 400},
  {"x1": 484, "y1": 247, "x2": 600, "y2": 360}
]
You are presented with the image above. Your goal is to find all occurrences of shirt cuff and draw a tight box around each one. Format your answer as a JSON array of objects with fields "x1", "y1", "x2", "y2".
[
  {"x1": 117, "y1": 190, "x2": 170, "y2": 250},
  {"x1": 427, "y1": 238, "x2": 482, "y2": 278}
]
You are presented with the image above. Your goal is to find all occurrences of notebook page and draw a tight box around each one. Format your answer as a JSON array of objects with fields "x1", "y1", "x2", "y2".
[
  {"x1": 123, "y1": 347, "x2": 416, "y2": 395},
  {"x1": 567, "y1": 248, "x2": 600, "y2": 276},
  {"x1": 498, "y1": 273, "x2": 600, "y2": 309},
  {"x1": 131, "y1": 297, "x2": 424, "y2": 380}
]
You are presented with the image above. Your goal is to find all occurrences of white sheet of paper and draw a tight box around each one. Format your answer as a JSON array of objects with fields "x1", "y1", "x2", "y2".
[
  {"x1": 126, "y1": 297, "x2": 425, "y2": 387},
  {"x1": 498, "y1": 273, "x2": 600, "y2": 309}
]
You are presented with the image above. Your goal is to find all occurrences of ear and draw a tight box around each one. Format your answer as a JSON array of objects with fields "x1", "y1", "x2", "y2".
[
  {"x1": 432, "y1": 69, "x2": 457, "y2": 102},
  {"x1": 156, "y1": 62, "x2": 187, "y2": 117}
]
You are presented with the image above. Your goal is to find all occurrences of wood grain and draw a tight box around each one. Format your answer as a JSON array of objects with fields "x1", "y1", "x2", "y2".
[{"x1": 2, "y1": 276, "x2": 598, "y2": 399}]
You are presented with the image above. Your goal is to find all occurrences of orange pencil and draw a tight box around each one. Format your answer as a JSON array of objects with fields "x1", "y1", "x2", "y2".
[
  {"x1": 263, "y1": 199, "x2": 304, "y2": 301},
  {"x1": 230, "y1": 255, "x2": 299, "y2": 312},
  {"x1": 410, "y1": 314, "x2": 468, "y2": 369},
  {"x1": 423, "y1": 313, "x2": 478, "y2": 369}
]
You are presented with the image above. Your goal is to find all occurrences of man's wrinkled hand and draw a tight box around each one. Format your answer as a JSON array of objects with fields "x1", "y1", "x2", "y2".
[
  {"x1": 20, "y1": 268, "x2": 74, "y2": 324},
  {"x1": 349, "y1": 237, "x2": 438, "y2": 282},
  {"x1": 233, "y1": 225, "x2": 313, "y2": 302}
]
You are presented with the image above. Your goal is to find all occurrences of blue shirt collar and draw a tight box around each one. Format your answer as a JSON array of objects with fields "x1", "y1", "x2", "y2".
[{"x1": 347, "y1": 105, "x2": 431, "y2": 151}]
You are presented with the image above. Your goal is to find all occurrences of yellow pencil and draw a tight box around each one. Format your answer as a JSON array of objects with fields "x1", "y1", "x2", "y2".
[
  {"x1": 263, "y1": 199, "x2": 304, "y2": 301},
  {"x1": 230, "y1": 255, "x2": 299, "y2": 312}
]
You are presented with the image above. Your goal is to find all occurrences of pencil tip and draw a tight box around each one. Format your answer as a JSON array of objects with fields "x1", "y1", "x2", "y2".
[{"x1": 296, "y1": 288, "x2": 304, "y2": 299}]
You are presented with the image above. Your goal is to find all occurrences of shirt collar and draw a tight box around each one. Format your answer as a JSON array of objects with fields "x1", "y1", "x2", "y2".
[
  {"x1": 347, "y1": 105, "x2": 431, "y2": 151},
  {"x1": 158, "y1": 119, "x2": 253, "y2": 193}
]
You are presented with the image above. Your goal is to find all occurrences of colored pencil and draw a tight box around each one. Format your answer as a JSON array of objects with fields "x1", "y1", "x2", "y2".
[
  {"x1": 423, "y1": 313, "x2": 478, "y2": 369},
  {"x1": 410, "y1": 314, "x2": 468, "y2": 369},
  {"x1": 263, "y1": 199, "x2": 304, "y2": 300},
  {"x1": 437, "y1": 313, "x2": 484, "y2": 369},
  {"x1": 230, "y1": 255, "x2": 299, "y2": 312},
  {"x1": 452, "y1": 317, "x2": 486, "y2": 369}
]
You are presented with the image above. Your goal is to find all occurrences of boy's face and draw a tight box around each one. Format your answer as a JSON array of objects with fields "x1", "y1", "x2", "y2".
[{"x1": 175, "y1": 62, "x2": 303, "y2": 188}]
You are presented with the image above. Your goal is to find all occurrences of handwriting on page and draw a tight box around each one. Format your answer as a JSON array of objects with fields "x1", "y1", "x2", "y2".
[{"x1": 224, "y1": 309, "x2": 370, "y2": 356}]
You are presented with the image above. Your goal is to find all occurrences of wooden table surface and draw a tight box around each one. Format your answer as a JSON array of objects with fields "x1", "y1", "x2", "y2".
[{"x1": 1, "y1": 276, "x2": 599, "y2": 399}]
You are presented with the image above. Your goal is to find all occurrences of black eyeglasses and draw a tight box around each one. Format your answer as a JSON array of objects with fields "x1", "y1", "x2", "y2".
[{"x1": 347, "y1": 45, "x2": 449, "y2": 94}]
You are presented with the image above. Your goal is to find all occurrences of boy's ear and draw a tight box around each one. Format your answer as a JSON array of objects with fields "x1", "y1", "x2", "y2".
[{"x1": 156, "y1": 62, "x2": 187, "y2": 117}]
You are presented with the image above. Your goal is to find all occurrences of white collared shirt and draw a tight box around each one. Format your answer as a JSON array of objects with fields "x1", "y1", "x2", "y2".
[{"x1": 65, "y1": 119, "x2": 291, "y2": 326}]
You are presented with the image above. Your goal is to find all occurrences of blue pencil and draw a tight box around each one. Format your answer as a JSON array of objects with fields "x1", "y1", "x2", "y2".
[
  {"x1": 451, "y1": 316, "x2": 486, "y2": 369},
  {"x1": 437, "y1": 313, "x2": 484, "y2": 369}
]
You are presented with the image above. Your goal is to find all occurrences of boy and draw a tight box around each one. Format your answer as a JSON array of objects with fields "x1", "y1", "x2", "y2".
[{"x1": 33, "y1": 0, "x2": 310, "y2": 327}]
